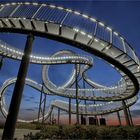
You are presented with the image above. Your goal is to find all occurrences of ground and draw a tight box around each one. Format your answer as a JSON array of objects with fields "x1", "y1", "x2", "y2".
[{"x1": 0, "y1": 129, "x2": 40, "y2": 139}]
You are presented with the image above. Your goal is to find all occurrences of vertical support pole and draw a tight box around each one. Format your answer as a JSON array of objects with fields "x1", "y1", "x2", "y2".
[
  {"x1": 50, "y1": 112, "x2": 52, "y2": 124},
  {"x1": 52, "y1": 113, "x2": 54, "y2": 124},
  {"x1": 2, "y1": 34, "x2": 34, "y2": 140},
  {"x1": 127, "y1": 107, "x2": 133, "y2": 126},
  {"x1": 93, "y1": 91, "x2": 98, "y2": 126},
  {"x1": 0, "y1": 56, "x2": 4, "y2": 70},
  {"x1": 95, "y1": 115, "x2": 99, "y2": 126},
  {"x1": 84, "y1": 101, "x2": 87, "y2": 113},
  {"x1": 38, "y1": 91, "x2": 43, "y2": 122},
  {"x1": 122, "y1": 100, "x2": 131, "y2": 126},
  {"x1": 69, "y1": 98, "x2": 71, "y2": 124},
  {"x1": 58, "y1": 108, "x2": 60, "y2": 125},
  {"x1": 83, "y1": 80, "x2": 87, "y2": 125},
  {"x1": 93, "y1": 97, "x2": 97, "y2": 125},
  {"x1": 42, "y1": 93, "x2": 46, "y2": 124},
  {"x1": 84, "y1": 101, "x2": 87, "y2": 125},
  {"x1": 75, "y1": 64, "x2": 79, "y2": 124},
  {"x1": 38, "y1": 82, "x2": 47, "y2": 124},
  {"x1": 117, "y1": 111, "x2": 121, "y2": 126}
]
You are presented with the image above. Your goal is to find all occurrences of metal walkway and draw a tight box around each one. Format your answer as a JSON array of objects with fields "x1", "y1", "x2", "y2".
[{"x1": 0, "y1": 2, "x2": 139, "y2": 122}]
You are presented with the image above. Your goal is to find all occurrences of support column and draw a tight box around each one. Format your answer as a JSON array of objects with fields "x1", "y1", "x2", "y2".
[
  {"x1": 42, "y1": 93, "x2": 46, "y2": 123},
  {"x1": 38, "y1": 90, "x2": 43, "y2": 122},
  {"x1": 83, "y1": 80, "x2": 87, "y2": 125},
  {"x1": 2, "y1": 34, "x2": 34, "y2": 140},
  {"x1": 69, "y1": 98, "x2": 71, "y2": 124},
  {"x1": 122, "y1": 100, "x2": 131, "y2": 126},
  {"x1": 117, "y1": 111, "x2": 121, "y2": 126},
  {"x1": 50, "y1": 112, "x2": 52, "y2": 124},
  {"x1": 84, "y1": 99, "x2": 87, "y2": 125},
  {"x1": 127, "y1": 107, "x2": 133, "y2": 126},
  {"x1": 58, "y1": 108, "x2": 60, "y2": 125},
  {"x1": 38, "y1": 83, "x2": 46, "y2": 124},
  {"x1": 94, "y1": 115, "x2": 98, "y2": 126},
  {"x1": 75, "y1": 64, "x2": 79, "y2": 124},
  {"x1": 0, "y1": 56, "x2": 4, "y2": 70}
]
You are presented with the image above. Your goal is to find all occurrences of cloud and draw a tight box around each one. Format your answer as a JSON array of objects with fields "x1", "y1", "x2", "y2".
[
  {"x1": 131, "y1": 109, "x2": 140, "y2": 117},
  {"x1": 22, "y1": 95, "x2": 28, "y2": 99},
  {"x1": 6, "y1": 89, "x2": 13, "y2": 93},
  {"x1": 24, "y1": 108, "x2": 35, "y2": 111},
  {"x1": 5, "y1": 93, "x2": 11, "y2": 97},
  {"x1": 25, "y1": 98, "x2": 31, "y2": 101},
  {"x1": 34, "y1": 101, "x2": 39, "y2": 104},
  {"x1": 29, "y1": 96, "x2": 34, "y2": 99},
  {"x1": 34, "y1": 107, "x2": 39, "y2": 110},
  {"x1": 135, "y1": 102, "x2": 140, "y2": 106}
]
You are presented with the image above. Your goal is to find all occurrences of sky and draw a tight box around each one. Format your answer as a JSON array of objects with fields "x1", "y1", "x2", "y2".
[{"x1": 0, "y1": 0, "x2": 140, "y2": 125}]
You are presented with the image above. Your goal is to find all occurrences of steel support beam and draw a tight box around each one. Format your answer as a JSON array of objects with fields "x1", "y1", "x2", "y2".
[
  {"x1": 69, "y1": 98, "x2": 71, "y2": 124},
  {"x1": 58, "y1": 108, "x2": 60, "y2": 125},
  {"x1": 2, "y1": 34, "x2": 34, "y2": 140},
  {"x1": 75, "y1": 64, "x2": 79, "y2": 124},
  {"x1": 50, "y1": 112, "x2": 52, "y2": 124},
  {"x1": 127, "y1": 107, "x2": 133, "y2": 126},
  {"x1": 95, "y1": 116, "x2": 99, "y2": 126},
  {"x1": 38, "y1": 83, "x2": 47, "y2": 124},
  {"x1": 83, "y1": 80, "x2": 87, "y2": 125},
  {"x1": 38, "y1": 89, "x2": 43, "y2": 122},
  {"x1": 0, "y1": 56, "x2": 4, "y2": 70},
  {"x1": 122, "y1": 100, "x2": 131, "y2": 126},
  {"x1": 42, "y1": 93, "x2": 46, "y2": 123},
  {"x1": 117, "y1": 111, "x2": 122, "y2": 126}
]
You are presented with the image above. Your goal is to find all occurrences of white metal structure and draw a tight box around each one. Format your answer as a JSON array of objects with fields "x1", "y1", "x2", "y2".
[{"x1": 0, "y1": 2, "x2": 139, "y2": 122}]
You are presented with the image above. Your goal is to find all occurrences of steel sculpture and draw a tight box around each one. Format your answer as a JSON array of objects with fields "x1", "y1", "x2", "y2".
[{"x1": 0, "y1": 2, "x2": 139, "y2": 139}]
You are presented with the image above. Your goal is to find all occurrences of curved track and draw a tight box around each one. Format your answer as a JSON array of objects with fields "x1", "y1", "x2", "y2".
[
  {"x1": 0, "y1": 49, "x2": 138, "y2": 122},
  {"x1": 0, "y1": 2, "x2": 139, "y2": 122},
  {"x1": 0, "y1": 77, "x2": 137, "y2": 123}
]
